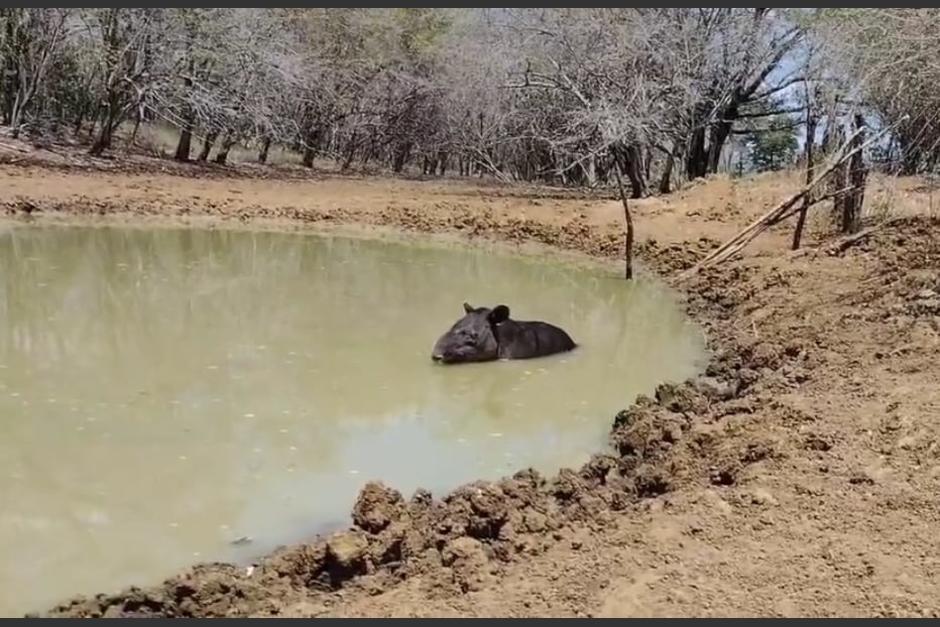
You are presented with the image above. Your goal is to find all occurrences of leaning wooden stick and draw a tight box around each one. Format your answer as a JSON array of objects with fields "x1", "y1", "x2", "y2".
[
  {"x1": 611, "y1": 161, "x2": 635, "y2": 280},
  {"x1": 677, "y1": 125, "x2": 891, "y2": 280}
]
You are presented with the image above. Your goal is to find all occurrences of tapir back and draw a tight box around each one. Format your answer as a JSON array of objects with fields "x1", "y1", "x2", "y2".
[{"x1": 495, "y1": 319, "x2": 576, "y2": 360}]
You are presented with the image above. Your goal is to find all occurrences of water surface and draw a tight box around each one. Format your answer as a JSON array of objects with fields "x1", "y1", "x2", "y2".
[{"x1": 0, "y1": 225, "x2": 705, "y2": 615}]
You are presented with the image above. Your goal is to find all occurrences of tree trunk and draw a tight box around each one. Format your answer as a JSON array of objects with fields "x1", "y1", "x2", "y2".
[
  {"x1": 88, "y1": 75, "x2": 129, "y2": 157},
  {"x1": 706, "y1": 113, "x2": 736, "y2": 174},
  {"x1": 214, "y1": 134, "x2": 235, "y2": 165},
  {"x1": 9, "y1": 90, "x2": 25, "y2": 138},
  {"x1": 614, "y1": 143, "x2": 647, "y2": 199},
  {"x1": 302, "y1": 145, "x2": 316, "y2": 168},
  {"x1": 174, "y1": 126, "x2": 193, "y2": 162},
  {"x1": 831, "y1": 161, "x2": 847, "y2": 225},
  {"x1": 842, "y1": 115, "x2": 868, "y2": 234},
  {"x1": 258, "y1": 137, "x2": 271, "y2": 164},
  {"x1": 686, "y1": 126, "x2": 709, "y2": 179},
  {"x1": 899, "y1": 140, "x2": 921, "y2": 176},
  {"x1": 197, "y1": 131, "x2": 217, "y2": 162},
  {"x1": 438, "y1": 151, "x2": 447, "y2": 176},
  {"x1": 126, "y1": 111, "x2": 143, "y2": 149},
  {"x1": 73, "y1": 106, "x2": 86, "y2": 136},
  {"x1": 792, "y1": 104, "x2": 817, "y2": 250},
  {"x1": 87, "y1": 114, "x2": 98, "y2": 142},
  {"x1": 392, "y1": 142, "x2": 412, "y2": 173},
  {"x1": 0, "y1": 57, "x2": 13, "y2": 126},
  {"x1": 174, "y1": 55, "x2": 195, "y2": 161},
  {"x1": 583, "y1": 155, "x2": 597, "y2": 187},
  {"x1": 89, "y1": 107, "x2": 117, "y2": 157},
  {"x1": 1, "y1": 95, "x2": 11, "y2": 126},
  {"x1": 340, "y1": 130, "x2": 358, "y2": 171},
  {"x1": 302, "y1": 124, "x2": 319, "y2": 168},
  {"x1": 659, "y1": 144, "x2": 677, "y2": 195},
  {"x1": 827, "y1": 121, "x2": 848, "y2": 225}
]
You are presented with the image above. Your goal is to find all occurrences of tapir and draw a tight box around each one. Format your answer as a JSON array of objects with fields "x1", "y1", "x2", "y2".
[{"x1": 431, "y1": 303, "x2": 576, "y2": 364}]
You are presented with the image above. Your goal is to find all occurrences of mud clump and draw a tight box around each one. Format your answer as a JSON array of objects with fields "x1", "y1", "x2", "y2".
[
  {"x1": 441, "y1": 537, "x2": 493, "y2": 592},
  {"x1": 44, "y1": 564, "x2": 288, "y2": 618},
  {"x1": 43, "y1": 444, "x2": 689, "y2": 616},
  {"x1": 611, "y1": 400, "x2": 686, "y2": 459},
  {"x1": 352, "y1": 482, "x2": 405, "y2": 533},
  {"x1": 325, "y1": 531, "x2": 371, "y2": 582},
  {"x1": 633, "y1": 464, "x2": 673, "y2": 497},
  {"x1": 265, "y1": 543, "x2": 328, "y2": 589}
]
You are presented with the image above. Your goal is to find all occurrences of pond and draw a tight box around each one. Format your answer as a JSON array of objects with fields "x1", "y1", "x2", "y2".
[{"x1": 0, "y1": 224, "x2": 706, "y2": 615}]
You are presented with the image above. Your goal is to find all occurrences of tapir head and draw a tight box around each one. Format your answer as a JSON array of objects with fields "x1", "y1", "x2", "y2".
[{"x1": 431, "y1": 303, "x2": 510, "y2": 364}]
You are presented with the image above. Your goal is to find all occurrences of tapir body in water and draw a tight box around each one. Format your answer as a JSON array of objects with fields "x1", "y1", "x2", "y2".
[{"x1": 431, "y1": 303, "x2": 577, "y2": 364}]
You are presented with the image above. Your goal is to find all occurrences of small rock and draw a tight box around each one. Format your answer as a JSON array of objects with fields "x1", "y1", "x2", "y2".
[
  {"x1": 695, "y1": 376, "x2": 736, "y2": 401},
  {"x1": 917, "y1": 299, "x2": 940, "y2": 313},
  {"x1": 102, "y1": 605, "x2": 125, "y2": 619},
  {"x1": 741, "y1": 442, "x2": 775, "y2": 463},
  {"x1": 441, "y1": 536, "x2": 491, "y2": 592},
  {"x1": 326, "y1": 530, "x2": 370, "y2": 579},
  {"x1": 654, "y1": 382, "x2": 705, "y2": 413},
  {"x1": 709, "y1": 465, "x2": 737, "y2": 486},
  {"x1": 897, "y1": 436, "x2": 917, "y2": 450},
  {"x1": 634, "y1": 464, "x2": 672, "y2": 496},
  {"x1": 523, "y1": 510, "x2": 548, "y2": 533},
  {"x1": 748, "y1": 488, "x2": 779, "y2": 506},
  {"x1": 410, "y1": 488, "x2": 433, "y2": 508},
  {"x1": 441, "y1": 536, "x2": 485, "y2": 566},
  {"x1": 804, "y1": 435, "x2": 833, "y2": 452},
  {"x1": 748, "y1": 342, "x2": 783, "y2": 369},
  {"x1": 352, "y1": 482, "x2": 404, "y2": 534}
]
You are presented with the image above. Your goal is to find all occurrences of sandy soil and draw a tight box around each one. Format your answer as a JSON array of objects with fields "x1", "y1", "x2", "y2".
[{"x1": 2, "y1": 148, "x2": 939, "y2": 618}]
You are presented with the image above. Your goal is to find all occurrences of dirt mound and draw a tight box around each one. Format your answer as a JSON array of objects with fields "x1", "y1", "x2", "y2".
[
  {"x1": 816, "y1": 218, "x2": 940, "y2": 375},
  {"x1": 846, "y1": 218, "x2": 940, "y2": 321}
]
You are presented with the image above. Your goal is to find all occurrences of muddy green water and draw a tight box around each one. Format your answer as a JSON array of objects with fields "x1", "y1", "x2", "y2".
[{"x1": 0, "y1": 225, "x2": 705, "y2": 615}]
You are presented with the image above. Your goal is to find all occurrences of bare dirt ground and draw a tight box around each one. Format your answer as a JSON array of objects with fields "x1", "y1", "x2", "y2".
[{"x1": 2, "y1": 146, "x2": 939, "y2": 618}]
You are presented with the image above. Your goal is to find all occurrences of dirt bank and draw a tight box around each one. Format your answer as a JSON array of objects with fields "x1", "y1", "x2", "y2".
[{"x1": 2, "y1": 157, "x2": 939, "y2": 617}]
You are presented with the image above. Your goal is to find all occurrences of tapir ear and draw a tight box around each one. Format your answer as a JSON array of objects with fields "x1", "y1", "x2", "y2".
[
  {"x1": 463, "y1": 302, "x2": 474, "y2": 314},
  {"x1": 489, "y1": 305, "x2": 510, "y2": 323}
]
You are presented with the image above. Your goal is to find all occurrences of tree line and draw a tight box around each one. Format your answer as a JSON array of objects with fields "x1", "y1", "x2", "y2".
[{"x1": 2, "y1": 8, "x2": 939, "y2": 194}]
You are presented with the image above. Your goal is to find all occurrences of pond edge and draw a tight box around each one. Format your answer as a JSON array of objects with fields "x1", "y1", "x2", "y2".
[{"x1": 19, "y1": 197, "x2": 788, "y2": 617}]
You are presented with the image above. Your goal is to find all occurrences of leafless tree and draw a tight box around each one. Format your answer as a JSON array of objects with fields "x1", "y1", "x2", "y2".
[
  {"x1": 1, "y1": 9, "x2": 71, "y2": 137},
  {"x1": 0, "y1": 7, "x2": 937, "y2": 190}
]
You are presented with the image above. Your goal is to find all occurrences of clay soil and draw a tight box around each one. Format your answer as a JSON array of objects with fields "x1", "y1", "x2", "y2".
[{"x1": 2, "y1": 146, "x2": 939, "y2": 618}]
